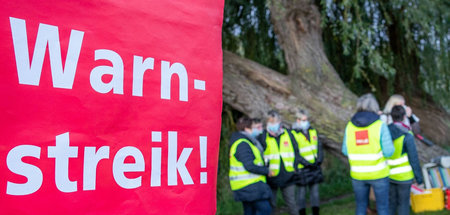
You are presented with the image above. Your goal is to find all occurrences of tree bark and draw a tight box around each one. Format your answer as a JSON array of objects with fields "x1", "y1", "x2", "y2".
[{"x1": 223, "y1": 51, "x2": 449, "y2": 162}]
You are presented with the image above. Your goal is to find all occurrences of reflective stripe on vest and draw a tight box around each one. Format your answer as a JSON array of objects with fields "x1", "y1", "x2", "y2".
[
  {"x1": 388, "y1": 135, "x2": 414, "y2": 181},
  {"x1": 346, "y1": 120, "x2": 389, "y2": 180},
  {"x1": 229, "y1": 138, "x2": 266, "y2": 191},
  {"x1": 348, "y1": 152, "x2": 384, "y2": 161},
  {"x1": 229, "y1": 173, "x2": 263, "y2": 181},
  {"x1": 291, "y1": 129, "x2": 318, "y2": 169},
  {"x1": 263, "y1": 129, "x2": 296, "y2": 176}
]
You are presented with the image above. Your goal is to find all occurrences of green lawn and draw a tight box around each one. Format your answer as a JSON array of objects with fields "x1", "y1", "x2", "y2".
[{"x1": 320, "y1": 195, "x2": 448, "y2": 215}]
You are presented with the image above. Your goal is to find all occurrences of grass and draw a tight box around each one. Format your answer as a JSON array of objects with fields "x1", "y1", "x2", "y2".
[
  {"x1": 276, "y1": 194, "x2": 449, "y2": 215},
  {"x1": 216, "y1": 150, "x2": 450, "y2": 214},
  {"x1": 444, "y1": 145, "x2": 450, "y2": 153},
  {"x1": 319, "y1": 151, "x2": 352, "y2": 200},
  {"x1": 320, "y1": 195, "x2": 449, "y2": 215}
]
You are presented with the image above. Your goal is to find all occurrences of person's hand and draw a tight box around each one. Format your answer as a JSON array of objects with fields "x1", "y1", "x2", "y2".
[
  {"x1": 405, "y1": 105, "x2": 412, "y2": 117},
  {"x1": 268, "y1": 170, "x2": 275, "y2": 177}
]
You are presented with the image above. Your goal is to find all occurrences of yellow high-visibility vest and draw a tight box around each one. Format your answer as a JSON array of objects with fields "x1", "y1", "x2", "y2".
[
  {"x1": 346, "y1": 120, "x2": 389, "y2": 180},
  {"x1": 263, "y1": 129, "x2": 296, "y2": 176},
  {"x1": 229, "y1": 138, "x2": 266, "y2": 190},
  {"x1": 291, "y1": 129, "x2": 318, "y2": 169},
  {"x1": 388, "y1": 135, "x2": 414, "y2": 181}
]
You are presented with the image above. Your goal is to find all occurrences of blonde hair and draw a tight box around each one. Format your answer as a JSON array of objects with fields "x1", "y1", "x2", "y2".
[
  {"x1": 356, "y1": 93, "x2": 380, "y2": 113},
  {"x1": 383, "y1": 94, "x2": 405, "y2": 114}
]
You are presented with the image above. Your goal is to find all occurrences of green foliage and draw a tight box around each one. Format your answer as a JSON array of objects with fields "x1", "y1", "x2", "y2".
[
  {"x1": 222, "y1": 0, "x2": 287, "y2": 74},
  {"x1": 319, "y1": 152, "x2": 352, "y2": 199},
  {"x1": 216, "y1": 104, "x2": 242, "y2": 214},
  {"x1": 320, "y1": 0, "x2": 449, "y2": 108}
]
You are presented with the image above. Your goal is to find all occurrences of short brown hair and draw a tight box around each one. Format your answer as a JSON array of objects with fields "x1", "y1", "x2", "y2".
[
  {"x1": 391, "y1": 105, "x2": 406, "y2": 122},
  {"x1": 236, "y1": 116, "x2": 252, "y2": 131}
]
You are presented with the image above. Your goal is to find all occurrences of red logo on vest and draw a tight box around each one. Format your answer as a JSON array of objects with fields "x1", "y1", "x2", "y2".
[
  {"x1": 284, "y1": 141, "x2": 289, "y2": 147},
  {"x1": 355, "y1": 130, "x2": 369, "y2": 146},
  {"x1": 313, "y1": 136, "x2": 317, "y2": 141}
]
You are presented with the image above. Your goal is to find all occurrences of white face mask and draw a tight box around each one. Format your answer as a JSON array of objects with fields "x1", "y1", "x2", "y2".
[
  {"x1": 299, "y1": 121, "x2": 310, "y2": 130},
  {"x1": 267, "y1": 122, "x2": 280, "y2": 133},
  {"x1": 251, "y1": 128, "x2": 263, "y2": 137}
]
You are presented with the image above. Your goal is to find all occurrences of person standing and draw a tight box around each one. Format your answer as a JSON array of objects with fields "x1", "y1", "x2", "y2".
[
  {"x1": 291, "y1": 109, "x2": 323, "y2": 215},
  {"x1": 229, "y1": 116, "x2": 272, "y2": 215},
  {"x1": 342, "y1": 93, "x2": 395, "y2": 215},
  {"x1": 388, "y1": 105, "x2": 423, "y2": 215},
  {"x1": 259, "y1": 110, "x2": 300, "y2": 215}
]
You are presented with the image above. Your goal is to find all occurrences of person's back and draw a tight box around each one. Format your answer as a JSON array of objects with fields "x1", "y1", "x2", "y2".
[
  {"x1": 342, "y1": 93, "x2": 394, "y2": 215},
  {"x1": 345, "y1": 111, "x2": 389, "y2": 180},
  {"x1": 387, "y1": 105, "x2": 423, "y2": 215}
]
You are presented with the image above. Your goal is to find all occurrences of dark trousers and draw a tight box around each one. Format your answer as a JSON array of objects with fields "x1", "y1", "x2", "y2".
[
  {"x1": 389, "y1": 182, "x2": 412, "y2": 215},
  {"x1": 243, "y1": 199, "x2": 272, "y2": 215},
  {"x1": 297, "y1": 183, "x2": 320, "y2": 209},
  {"x1": 271, "y1": 184, "x2": 297, "y2": 215}
]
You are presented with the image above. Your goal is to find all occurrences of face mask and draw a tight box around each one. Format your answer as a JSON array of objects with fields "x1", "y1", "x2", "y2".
[
  {"x1": 299, "y1": 121, "x2": 310, "y2": 130},
  {"x1": 292, "y1": 122, "x2": 301, "y2": 130},
  {"x1": 267, "y1": 123, "x2": 280, "y2": 133},
  {"x1": 251, "y1": 128, "x2": 262, "y2": 137}
]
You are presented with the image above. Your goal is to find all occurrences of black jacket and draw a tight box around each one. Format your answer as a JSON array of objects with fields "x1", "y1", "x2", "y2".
[
  {"x1": 388, "y1": 124, "x2": 424, "y2": 184},
  {"x1": 229, "y1": 132, "x2": 272, "y2": 202},
  {"x1": 292, "y1": 127, "x2": 324, "y2": 185},
  {"x1": 258, "y1": 129, "x2": 301, "y2": 188}
]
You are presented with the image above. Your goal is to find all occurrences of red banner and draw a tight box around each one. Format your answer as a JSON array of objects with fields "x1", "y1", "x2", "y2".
[{"x1": 0, "y1": 0, "x2": 223, "y2": 214}]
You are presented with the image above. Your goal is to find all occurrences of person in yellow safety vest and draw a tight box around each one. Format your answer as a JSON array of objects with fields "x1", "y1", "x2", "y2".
[
  {"x1": 342, "y1": 93, "x2": 395, "y2": 215},
  {"x1": 388, "y1": 105, "x2": 423, "y2": 215},
  {"x1": 229, "y1": 116, "x2": 273, "y2": 215},
  {"x1": 257, "y1": 110, "x2": 301, "y2": 215},
  {"x1": 291, "y1": 109, "x2": 323, "y2": 215}
]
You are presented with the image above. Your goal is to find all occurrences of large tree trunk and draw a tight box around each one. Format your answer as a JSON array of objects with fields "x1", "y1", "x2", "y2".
[
  {"x1": 222, "y1": 0, "x2": 449, "y2": 162},
  {"x1": 222, "y1": 51, "x2": 449, "y2": 162}
]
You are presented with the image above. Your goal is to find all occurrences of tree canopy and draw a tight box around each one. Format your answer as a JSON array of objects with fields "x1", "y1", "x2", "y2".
[
  {"x1": 222, "y1": 0, "x2": 449, "y2": 109},
  {"x1": 222, "y1": 0, "x2": 286, "y2": 73}
]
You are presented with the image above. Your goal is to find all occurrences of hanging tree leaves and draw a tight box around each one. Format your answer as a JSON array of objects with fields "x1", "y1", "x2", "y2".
[
  {"x1": 320, "y1": 0, "x2": 449, "y2": 108},
  {"x1": 222, "y1": 0, "x2": 287, "y2": 74}
]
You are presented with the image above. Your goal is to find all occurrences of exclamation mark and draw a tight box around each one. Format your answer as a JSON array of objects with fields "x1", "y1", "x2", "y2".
[{"x1": 199, "y1": 136, "x2": 207, "y2": 184}]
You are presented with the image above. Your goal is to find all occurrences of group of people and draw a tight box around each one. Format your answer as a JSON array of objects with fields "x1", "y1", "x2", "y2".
[
  {"x1": 228, "y1": 93, "x2": 423, "y2": 215},
  {"x1": 343, "y1": 94, "x2": 423, "y2": 215},
  {"x1": 229, "y1": 109, "x2": 323, "y2": 215}
]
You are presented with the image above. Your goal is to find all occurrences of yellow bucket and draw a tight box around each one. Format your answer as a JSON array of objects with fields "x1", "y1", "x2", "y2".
[{"x1": 411, "y1": 188, "x2": 444, "y2": 213}]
